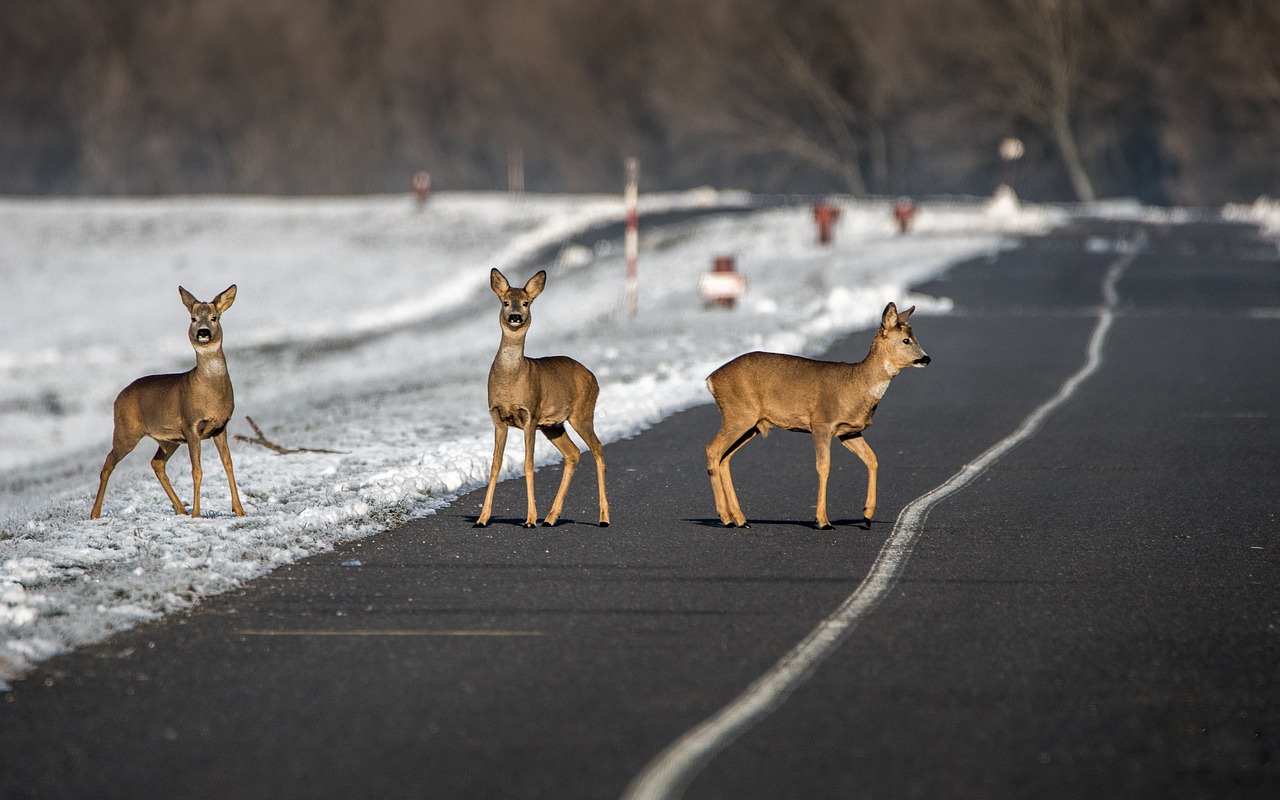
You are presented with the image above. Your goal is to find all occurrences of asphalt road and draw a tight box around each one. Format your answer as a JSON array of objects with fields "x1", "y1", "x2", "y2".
[{"x1": 4, "y1": 216, "x2": 1279, "y2": 799}]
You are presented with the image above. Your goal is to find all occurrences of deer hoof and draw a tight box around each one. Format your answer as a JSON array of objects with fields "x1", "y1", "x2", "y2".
[
  {"x1": 472, "y1": 521, "x2": 487, "y2": 528},
  {"x1": 523, "y1": 522, "x2": 537, "y2": 529},
  {"x1": 818, "y1": 523, "x2": 834, "y2": 531},
  {"x1": 861, "y1": 517, "x2": 872, "y2": 530},
  {"x1": 599, "y1": 521, "x2": 609, "y2": 528},
  {"x1": 541, "y1": 520, "x2": 556, "y2": 528}
]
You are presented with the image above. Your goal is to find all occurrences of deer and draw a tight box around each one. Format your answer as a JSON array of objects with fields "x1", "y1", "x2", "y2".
[
  {"x1": 704, "y1": 302, "x2": 929, "y2": 530},
  {"x1": 90, "y1": 285, "x2": 246, "y2": 520},
  {"x1": 474, "y1": 268, "x2": 609, "y2": 528}
]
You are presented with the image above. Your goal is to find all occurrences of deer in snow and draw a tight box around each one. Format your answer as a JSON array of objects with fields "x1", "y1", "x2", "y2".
[
  {"x1": 705, "y1": 302, "x2": 929, "y2": 530},
  {"x1": 475, "y1": 269, "x2": 610, "y2": 528},
  {"x1": 90, "y1": 285, "x2": 246, "y2": 519}
]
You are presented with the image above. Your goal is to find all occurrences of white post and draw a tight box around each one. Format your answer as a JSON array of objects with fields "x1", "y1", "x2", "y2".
[
  {"x1": 624, "y1": 157, "x2": 639, "y2": 316},
  {"x1": 508, "y1": 144, "x2": 525, "y2": 196},
  {"x1": 999, "y1": 137, "x2": 1024, "y2": 192}
]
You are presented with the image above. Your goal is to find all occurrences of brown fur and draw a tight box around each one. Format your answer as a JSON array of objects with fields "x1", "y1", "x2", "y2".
[
  {"x1": 475, "y1": 269, "x2": 609, "y2": 527},
  {"x1": 705, "y1": 302, "x2": 929, "y2": 529},
  {"x1": 90, "y1": 285, "x2": 245, "y2": 519}
]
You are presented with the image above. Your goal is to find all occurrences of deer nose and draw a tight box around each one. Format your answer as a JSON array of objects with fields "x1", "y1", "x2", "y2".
[
  {"x1": 507, "y1": 313, "x2": 523, "y2": 325},
  {"x1": 196, "y1": 328, "x2": 212, "y2": 340},
  {"x1": 915, "y1": 355, "x2": 931, "y2": 366}
]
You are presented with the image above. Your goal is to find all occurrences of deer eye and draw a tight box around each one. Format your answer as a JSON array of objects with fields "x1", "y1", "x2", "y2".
[
  {"x1": 902, "y1": 338, "x2": 912, "y2": 345},
  {"x1": 211, "y1": 316, "x2": 218, "y2": 322}
]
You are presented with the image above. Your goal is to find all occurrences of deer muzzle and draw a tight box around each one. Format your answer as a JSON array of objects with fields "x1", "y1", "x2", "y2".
[
  {"x1": 196, "y1": 328, "x2": 213, "y2": 343},
  {"x1": 913, "y1": 355, "x2": 931, "y2": 366}
]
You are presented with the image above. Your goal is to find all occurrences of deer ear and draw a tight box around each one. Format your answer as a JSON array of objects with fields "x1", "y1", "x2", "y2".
[
  {"x1": 179, "y1": 286, "x2": 198, "y2": 311},
  {"x1": 525, "y1": 270, "x2": 547, "y2": 299},
  {"x1": 490, "y1": 268, "x2": 510, "y2": 296},
  {"x1": 880, "y1": 302, "x2": 899, "y2": 330},
  {"x1": 897, "y1": 305, "x2": 915, "y2": 325},
  {"x1": 214, "y1": 284, "x2": 237, "y2": 313}
]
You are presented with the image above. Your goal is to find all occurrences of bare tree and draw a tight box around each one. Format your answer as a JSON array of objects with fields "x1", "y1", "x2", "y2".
[
  {"x1": 659, "y1": 1, "x2": 873, "y2": 194},
  {"x1": 936, "y1": 0, "x2": 1100, "y2": 201},
  {"x1": 0, "y1": 0, "x2": 1276, "y2": 202},
  {"x1": 1158, "y1": 0, "x2": 1280, "y2": 204}
]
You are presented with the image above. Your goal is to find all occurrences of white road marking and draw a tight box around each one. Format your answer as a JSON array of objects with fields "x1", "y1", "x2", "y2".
[
  {"x1": 622, "y1": 238, "x2": 1142, "y2": 800},
  {"x1": 237, "y1": 629, "x2": 545, "y2": 637}
]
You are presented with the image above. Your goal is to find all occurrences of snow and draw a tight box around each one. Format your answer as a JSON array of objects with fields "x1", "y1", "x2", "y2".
[
  {"x1": 1, "y1": 189, "x2": 1063, "y2": 687},
  {"x1": 1225, "y1": 195, "x2": 1280, "y2": 234}
]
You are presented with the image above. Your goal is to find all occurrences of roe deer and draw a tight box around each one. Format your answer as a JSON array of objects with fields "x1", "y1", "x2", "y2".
[
  {"x1": 705, "y1": 302, "x2": 929, "y2": 530},
  {"x1": 90, "y1": 285, "x2": 246, "y2": 519},
  {"x1": 475, "y1": 269, "x2": 610, "y2": 528}
]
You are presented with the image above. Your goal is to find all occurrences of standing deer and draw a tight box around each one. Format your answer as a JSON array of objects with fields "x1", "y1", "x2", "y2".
[
  {"x1": 475, "y1": 269, "x2": 609, "y2": 528},
  {"x1": 705, "y1": 302, "x2": 929, "y2": 530},
  {"x1": 90, "y1": 285, "x2": 246, "y2": 519}
]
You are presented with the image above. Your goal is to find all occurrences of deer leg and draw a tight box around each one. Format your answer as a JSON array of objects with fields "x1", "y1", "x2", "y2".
[
  {"x1": 570, "y1": 413, "x2": 609, "y2": 527},
  {"x1": 539, "y1": 424, "x2": 580, "y2": 527},
  {"x1": 212, "y1": 429, "x2": 246, "y2": 516},
  {"x1": 187, "y1": 434, "x2": 204, "y2": 518},
  {"x1": 151, "y1": 440, "x2": 188, "y2": 516},
  {"x1": 521, "y1": 421, "x2": 539, "y2": 528},
  {"x1": 717, "y1": 429, "x2": 756, "y2": 527},
  {"x1": 475, "y1": 422, "x2": 508, "y2": 527},
  {"x1": 90, "y1": 433, "x2": 143, "y2": 519},
  {"x1": 813, "y1": 430, "x2": 834, "y2": 530},
  {"x1": 839, "y1": 433, "x2": 878, "y2": 529},
  {"x1": 706, "y1": 421, "x2": 757, "y2": 527},
  {"x1": 718, "y1": 428, "x2": 759, "y2": 527},
  {"x1": 90, "y1": 452, "x2": 119, "y2": 520}
]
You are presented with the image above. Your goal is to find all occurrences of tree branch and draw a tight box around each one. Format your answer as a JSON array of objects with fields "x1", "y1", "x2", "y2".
[{"x1": 232, "y1": 416, "x2": 346, "y2": 455}]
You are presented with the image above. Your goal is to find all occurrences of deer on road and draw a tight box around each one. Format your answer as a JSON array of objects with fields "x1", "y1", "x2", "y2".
[
  {"x1": 705, "y1": 302, "x2": 929, "y2": 530},
  {"x1": 90, "y1": 285, "x2": 245, "y2": 519},
  {"x1": 475, "y1": 269, "x2": 609, "y2": 528}
]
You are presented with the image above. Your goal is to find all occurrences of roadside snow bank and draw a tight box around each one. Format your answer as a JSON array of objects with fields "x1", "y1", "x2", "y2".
[{"x1": 1225, "y1": 196, "x2": 1280, "y2": 234}]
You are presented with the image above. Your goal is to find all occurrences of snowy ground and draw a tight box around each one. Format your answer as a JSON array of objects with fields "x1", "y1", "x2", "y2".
[
  {"x1": 1225, "y1": 194, "x2": 1280, "y2": 234},
  {"x1": 1, "y1": 189, "x2": 1064, "y2": 687}
]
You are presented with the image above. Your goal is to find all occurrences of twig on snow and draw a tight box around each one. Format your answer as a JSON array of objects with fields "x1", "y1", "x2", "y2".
[{"x1": 232, "y1": 416, "x2": 346, "y2": 455}]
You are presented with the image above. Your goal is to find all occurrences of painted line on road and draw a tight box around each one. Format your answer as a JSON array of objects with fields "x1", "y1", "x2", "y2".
[
  {"x1": 622, "y1": 236, "x2": 1142, "y2": 800},
  {"x1": 237, "y1": 629, "x2": 546, "y2": 637}
]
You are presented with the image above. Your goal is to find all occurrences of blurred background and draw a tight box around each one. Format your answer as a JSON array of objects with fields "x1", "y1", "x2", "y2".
[{"x1": 2, "y1": 0, "x2": 1276, "y2": 204}]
